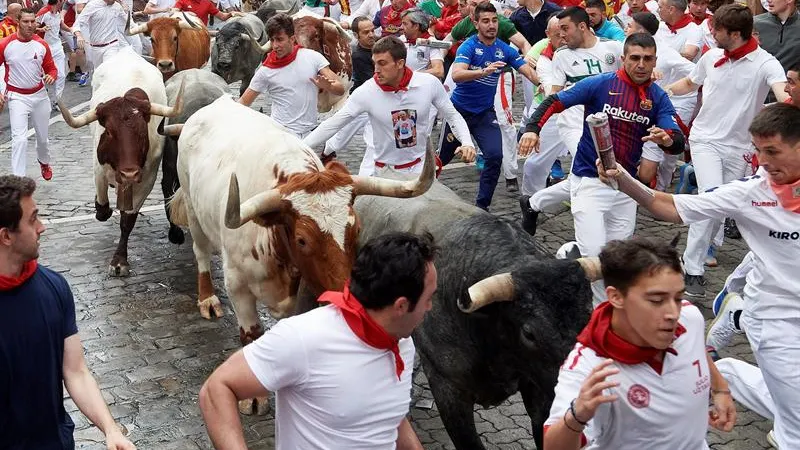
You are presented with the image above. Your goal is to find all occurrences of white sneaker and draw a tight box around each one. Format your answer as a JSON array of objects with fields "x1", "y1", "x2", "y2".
[
  {"x1": 706, "y1": 292, "x2": 744, "y2": 352},
  {"x1": 767, "y1": 429, "x2": 778, "y2": 448}
]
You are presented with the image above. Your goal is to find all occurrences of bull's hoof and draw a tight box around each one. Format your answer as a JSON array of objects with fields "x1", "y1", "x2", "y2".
[
  {"x1": 108, "y1": 263, "x2": 130, "y2": 277},
  {"x1": 198, "y1": 295, "x2": 224, "y2": 320},
  {"x1": 168, "y1": 225, "x2": 185, "y2": 245},
  {"x1": 238, "y1": 397, "x2": 269, "y2": 416},
  {"x1": 96, "y1": 201, "x2": 113, "y2": 222}
]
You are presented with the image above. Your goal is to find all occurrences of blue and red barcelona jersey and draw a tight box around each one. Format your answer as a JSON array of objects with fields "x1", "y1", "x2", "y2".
[{"x1": 527, "y1": 70, "x2": 683, "y2": 178}]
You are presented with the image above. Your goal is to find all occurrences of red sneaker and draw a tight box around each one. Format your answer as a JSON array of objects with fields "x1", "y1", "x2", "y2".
[{"x1": 40, "y1": 162, "x2": 52, "y2": 181}]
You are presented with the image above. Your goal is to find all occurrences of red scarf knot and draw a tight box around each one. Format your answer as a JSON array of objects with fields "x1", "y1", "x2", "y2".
[
  {"x1": 375, "y1": 66, "x2": 413, "y2": 93},
  {"x1": 667, "y1": 13, "x2": 693, "y2": 33},
  {"x1": 576, "y1": 301, "x2": 686, "y2": 374},
  {"x1": 0, "y1": 260, "x2": 38, "y2": 291},
  {"x1": 714, "y1": 36, "x2": 758, "y2": 68},
  {"x1": 262, "y1": 44, "x2": 302, "y2": 69},
  {"x1": 318, "y1": 281, "x2": 405, "y2": 380},
  {"x1": 616, "y1": 68, "x2": 651, "y2": 106},
  {"x1": 690, "y1": 12, "x2": 712, "y2": 25}
]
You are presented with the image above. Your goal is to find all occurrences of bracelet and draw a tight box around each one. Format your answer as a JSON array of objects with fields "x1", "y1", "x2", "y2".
[
  {"x1": 563, "y1": 413, "x2": 584, "y2": 433},
  {"x1": 569, "y1": 399, "x2": 589, "y2": 426},
  {"x1": 711, "y1": 389, "x2": 732, "y2": 395}
]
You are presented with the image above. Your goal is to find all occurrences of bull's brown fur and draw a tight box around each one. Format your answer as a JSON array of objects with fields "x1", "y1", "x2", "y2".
[
  {"x1": 293, "y1": 16, "x2": 352, "y2": 79},
  {"x1": 95, "y1": 88, "x2": 152, "y2": 177},
  {"x1": 148, "y1": 17, "x2": 211, "y2": 78}
]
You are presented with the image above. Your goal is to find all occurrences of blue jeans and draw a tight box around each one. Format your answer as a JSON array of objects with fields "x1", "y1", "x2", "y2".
[{"x1": 440, "y1": 106, "x2": 502, "y2": 209}]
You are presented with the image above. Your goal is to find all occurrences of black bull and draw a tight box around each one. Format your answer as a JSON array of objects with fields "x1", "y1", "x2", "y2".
[{"x1": 295, "y1": 179, "x2": 595, "y2": 449}]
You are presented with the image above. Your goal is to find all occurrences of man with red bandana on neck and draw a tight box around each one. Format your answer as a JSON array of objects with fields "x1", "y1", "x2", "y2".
[
  {"x1": 172, "y1": 0, "x2": 244, "y2": 25},
  {"x1": 0, "y1": 175, "x2": 136, "y2": 450},
  {"x1": 239, "y1": 13, "x2": 345, "y2": 138},
  {"x1": 688, "y1": 0, "x2": 713, "y2": 24},
  {"x1": 655, "y1": 0, "x2": 704, "y2": 60},
  {"x1": 200, "y1": 232, "x2": 436, "y2": 449},
  {"x1": 542, "y1": 237, "x2": 735, "y2": 449}
]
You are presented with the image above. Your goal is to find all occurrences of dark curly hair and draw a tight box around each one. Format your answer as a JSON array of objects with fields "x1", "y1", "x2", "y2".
[{"x1": 0, "y1": 175, "x2": 36, "y2": 232}]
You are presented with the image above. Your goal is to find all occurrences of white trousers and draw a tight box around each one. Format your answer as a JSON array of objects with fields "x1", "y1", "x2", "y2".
[
  {"x1": 571, "y1": 175, "x2": 637, "y2": 304},
  {"x1": 46, "y1": 49, "x2": 67, "y2": 103},
  {"x1": 9, "y1": 89, "x2": 51, "y2": 176},
  {"x1": 724, "y1": 312, "x2": 800, "y2": 448},
  {"x1": 88, "y1": 41, "x2": 124, "y2": 71},
  {"x1": 494, "y1": 71, "x2": 517, "y2": 180},
  {"x1": 640, "y1": 100, "x2": 695, "y2": 191},
  {"x1": 521, "y1": 76, "x2": 536, "y2": 124},
  {"x1": 521, "y1": 116, "x2": 569, "y2": 196},
  {"x1": 682, "y1": 140, "x2": 750, "y2": 276},
  {"x1": 724, "y1": 251, "x2": 755, "y2": 294}
]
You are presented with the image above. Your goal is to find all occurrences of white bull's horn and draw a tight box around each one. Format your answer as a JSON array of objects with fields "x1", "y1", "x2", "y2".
[
  {"x1": 239, "y1": 32, "x2": 252, "y2": 41},
  {"x1": 157, "y1": 119, "x2": 183, "y2": 137},
  {"x1": 577, "y1": 257, "x2": 602, "y2": 281},
  {"x1": 127, "y1": 12, "x2": 149, "y2": 35},
  {"x1": 224, "y1": 173, "x2": 284, "y2": 229},
  {"x1": 208, "y1": 29, "x2": 219, "y2": 36},
  {"x1": 460, "y1": 273, "x2": 515, "y2": 313},
  {"x1": 350, "y1": 139, "x2": 435, "y2": 198},
  {"x1": 58, "y1": 101, "x2": 98, "y2": 128},
  {"x1": 149, "y1": 79, "x2": 185, "y2": 117},
  {"x1": 255, "y1": 39, "x2": 271, "y2": 53},
  {"x1": 180, "y1": 11, "x2": 201, "y2": 28}
]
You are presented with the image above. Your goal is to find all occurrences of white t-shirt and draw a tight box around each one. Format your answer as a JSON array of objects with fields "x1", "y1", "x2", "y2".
[
  {"x1": 401, "y1": 36, "x2": 444, "y2": 72},
  {"x1": 74, "y1": 0, "x2": 127, "y2": 45},
  {"x1": 551, "y1": 38, "x2": 623, "y2": 89},
  {"x1": 147, "y1": 0, "x2": 175, "y2": 18},
  {"x1": 700, "y1": 18, "x2": 716, "y2": 52},
  {"x1": 243, "y1": 305, "x2": 415, "y2": 450},
  {"x1": 654, "y1": 39, "x2": 695, "y2": 108},
  {"x1": 674, "y1": 169, "x2": 800, "y2": 320},
  {"x1": 36, "y1": 6, "x2": 65, "y2": 55},
  {"x1": 655, "y1": 21, "x2": 703, "y2": 61},
  {"x1": 306, "y1": 72, "x2": 474, "y2": 169},
  {"x1": 248, "y1": 48, "x2": 330, "y2": 137},
  {"x1": 688, "y1": 47, "x2": 786, "y2": 149},
  {"x1": 616, "y1": 1, "x2": 660, "y2": 28},
  {"x1": 545, "y1": 303, "x2": 711, "y2": 449}
]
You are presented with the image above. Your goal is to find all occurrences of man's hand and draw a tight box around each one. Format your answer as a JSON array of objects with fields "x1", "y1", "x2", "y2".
[
  {"x1": 455, "y1": 145, "x2": 476, "y2": 163},
  {"x1": 709, "y1": 391, "x2": 736, "y2": 432},
  {"x1": 481, "y1": 61, "x2": 506, "y2": 76},
  {"x1": 573, "y1": 359, "x2": 620, "y2": 423},
  {"x1": 524, "y1": 54, "x2": 537, "y2": 69},
  {"x1": 651, "y1": 69, "x2": 664, "y2": 81},
  {"x1": 105, "y1": 428, "x2": 136, "y2": 450},
  {"x1": 310, "y1": 73, "x2": 336, "y2": 92},
  {"x1": 43, "y1": 74, "x2": 55, "y2": 85},
  {"x1": 642, "y1": 126, "x2": 673, "y2": 147},
  {"x1": 518, "y1": 131, "x2": 540, "y2": 157},
  {"x1": 595, "y1": 158, "x2": 624, "y2": 184},
  {"x1": 231, "y1": 10, "x2": 246, "y2": 16},
  {"x1": 76, "y1": 35, "x2": 86, "y2": 50}
]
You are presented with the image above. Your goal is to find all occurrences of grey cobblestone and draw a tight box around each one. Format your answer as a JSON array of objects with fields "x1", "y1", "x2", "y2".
[{"x1": 0, "y1": 75, "x2": 768, "y2": 449}]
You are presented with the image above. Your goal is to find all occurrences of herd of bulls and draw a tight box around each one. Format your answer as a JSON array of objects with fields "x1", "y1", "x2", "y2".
[{"x1": 56, "y1": 10, "x2": 606, "y2": 448}]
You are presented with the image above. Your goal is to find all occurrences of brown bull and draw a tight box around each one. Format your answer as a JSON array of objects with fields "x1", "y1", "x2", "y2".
[{"x1": 126, "y1": 12, "x2": 210, "y2": 79}]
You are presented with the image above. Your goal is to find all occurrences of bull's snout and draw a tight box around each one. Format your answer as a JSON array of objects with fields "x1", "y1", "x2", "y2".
[
  {"x1": 119, "y1": 169, "x2": 141, "y2": 183},
  {"x1": 216, "y1": 61, "x2": 231, "y2": 71},
  {"x1": 157, "y1": 60, "x2": 176, "y2": 72}
]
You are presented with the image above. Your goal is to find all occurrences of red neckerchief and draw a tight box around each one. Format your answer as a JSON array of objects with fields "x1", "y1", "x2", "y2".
[
  {"x1": 541, "y1": 42, "x2": 555, "y2": 60},
  {"x1": 627, "y1": 4, "x2": 648, "y2": 15},
  {"x1": 0, "y1": 260, "x2": 38, "y2": 291},
  {"x1": 419, "y1": 31, "x2": 431, "y2": 39},
  {"x1": 616, "y1": 68, "x2": 651, "y2": 105},
  {"x1": 770, "y1": 178, "x2": 800, "y2": 213},
  {"x1": 262, "y1": 44, "x2": 301, "y2": 69},
  {"x1": 714, "y1": 36, "x2": 758, "y2": 67},
  {"x1": 667, "y1": 13, "x2": 693, "y2": 33},
  {"x1": 690, "y1": 12, "x2": 712, "y2": 25},
  {"x1": 576, "y1": 301, "x2": 686, "y2": 374},
  {"x1": 374, "y1": 66, "x2": 413, "y2": 92},
  {"x1": 318, "y1": 282, "x2": 404, "y2": 380}
]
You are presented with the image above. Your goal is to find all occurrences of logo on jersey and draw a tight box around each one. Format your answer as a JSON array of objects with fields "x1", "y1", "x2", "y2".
[
  {"x1": 627, "y1": 384, "x2": 650, "y2": 408},
  {"x1": 640, "y1": 99, "x2": 652, "y2": 111},
  {"x1": 475, "y1": 48, "x2": 484, "y2": 56},
  {"x1": 602, "y1": 104, "x2": 651, "y2": 125},
  {"x1": 608, "y1": 91, "x2": 622, "y2": 96},
  {"x1": 752, "y1": 200, "x2": 778, "y2": 207},
  {"x1": 604, "y1": 53, "x2": 616, "y2": 65},
  {"x1": 768, "y1": 230, "x2": 800, "y2": 240},
  {"x1": 495, "y1": 49, "x2": 504, "y2": 59}
]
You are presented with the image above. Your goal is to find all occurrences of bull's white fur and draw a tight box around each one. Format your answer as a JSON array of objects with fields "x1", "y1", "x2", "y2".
[
  {"x1": 173, "y1": 95, "x2": 348, "y2": 329},
  {"x1": 284, "y1": 185, "x2": 353, "y2": 249},
  {"x1": 89, "y1": 47, "x2": 167, "y2": 213}
]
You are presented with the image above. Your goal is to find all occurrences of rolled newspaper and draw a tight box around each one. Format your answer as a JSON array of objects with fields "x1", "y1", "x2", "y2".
[
  {"x1": 415, "y1": 38, "x2": 452, "y2": 50},
  {"x1": 586, "y1": 112, "x2": 618, "y2": 190}
]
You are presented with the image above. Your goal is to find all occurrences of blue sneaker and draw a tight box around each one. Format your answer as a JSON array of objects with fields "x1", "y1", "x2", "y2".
[
  {"x1": 712, "y1": 286, "x2": 729, "y2": 316},
  {"x1": 476, "y1": 153, "x2": 485, "y2": 171},
  {"x1": 550, "y1": 159, "x2": 564, "y2": 180},
  {"x1": 675, "y1": 163, "x2": 697, "y2": 194},
  {"x1": 78, "y1": 72, "x2": 90, "y2": 87}
]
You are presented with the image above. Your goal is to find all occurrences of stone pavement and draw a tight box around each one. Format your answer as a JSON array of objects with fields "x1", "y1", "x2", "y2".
[{"x1": 0, "y1": 77, "x2": 772, "y2": 449}]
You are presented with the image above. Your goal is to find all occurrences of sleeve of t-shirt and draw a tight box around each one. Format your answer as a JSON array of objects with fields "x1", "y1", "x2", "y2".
[
  {"x1": 209, "y1": 1, "x2": 220, "y2": 15},
  {"x1": 310, "y1": 49, "x2": 330, "y2": 73},
  {"x1": 762, "y1": 56, "x2": 788, "y2": 87},
  {"x1": 247, "y1": 66, "x2": 269, "y2": 93},
  {"x1": 498, "y1": 14, "x2": 518, "y2": 41},
  {"x1": 684, "y1": 25, "x2": 703, "y2": 50},
  {"x1": 450, "y1": 18, "x2": 468, "y2": 41},
  {"x1": 430, "y1": 47, "x2": 444, "y2": 61},
  {"x1": 242, "y1": 319, "x2": 309, "y2": 391},
  {"x1": 554, "y1": 74, "x2": 597, "y2": 108},
  {"x1": 550, "y1": 50, "x2": 567, "y2": 87},
  {"x1": 453, "y1": 39, "x2": 474, "y2": 65},
  {"x1": 688, "y1": 51, "x2": 710, "y2": 86},
  {"x1": 504, "y1": 43, "x2": 525, "y2": 71},
  {"x1": 672, "y1": 176, "x2": 757, "y2": 224},
  {"x1": 56, "y1": 273, "x2": 79, "y2": 339},
  {"x1": 372, "y1": 9, "x2": 381, "y2": 28},
  {"x1": 173, "y1": 0, "x2": 188, "y2": 9}
]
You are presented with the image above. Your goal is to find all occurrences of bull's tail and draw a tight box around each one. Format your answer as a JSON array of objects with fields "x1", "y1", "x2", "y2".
[{"x1": 168, "y1": 187, "x2": 190, "y2": 227}]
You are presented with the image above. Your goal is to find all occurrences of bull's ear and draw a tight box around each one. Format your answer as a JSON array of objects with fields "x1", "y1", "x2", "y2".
[{"x1": 95, "y1": 102, "x2": 110, "y2": 128}]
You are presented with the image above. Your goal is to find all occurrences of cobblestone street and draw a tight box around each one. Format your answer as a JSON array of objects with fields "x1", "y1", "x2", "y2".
[{"x1": 0, "y1": 78, "x2": 772, "y2": 449}]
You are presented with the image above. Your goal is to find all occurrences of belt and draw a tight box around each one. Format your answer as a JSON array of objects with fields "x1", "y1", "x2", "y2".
[
  {"x1": 374, "y1": 157, "x2": 421, "y2": 170},
  {"x1": 90, "y1": 39, "x2": 118, "y2": 47},
  {"x1": 7, "y1": 83, "x2": 44, "y2": 95}
]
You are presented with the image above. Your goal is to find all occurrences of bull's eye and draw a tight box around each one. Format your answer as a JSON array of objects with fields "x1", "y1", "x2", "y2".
[
  {"x1": 173, "y1": 36, "x2": 178, "y2": 42},
  {"x1": 297, "y1": 237, "x2": 306, "y2": 248}
]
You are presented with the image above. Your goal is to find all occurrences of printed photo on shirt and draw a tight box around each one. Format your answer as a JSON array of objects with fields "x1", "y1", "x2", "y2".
[{"x1": 392, "y1": 109, "x2": 417, "y2": 148}]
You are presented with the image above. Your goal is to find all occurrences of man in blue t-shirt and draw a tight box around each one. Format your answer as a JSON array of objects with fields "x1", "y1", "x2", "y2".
[
  {"x1": 0, "y1": 175, "x2": 135, "y2": 450},
  {"x1": 440, "y1": 2, "x2": 539, "y2": 210}
]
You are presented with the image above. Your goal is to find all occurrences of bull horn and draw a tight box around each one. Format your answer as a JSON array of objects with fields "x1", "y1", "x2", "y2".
[
  {"x1": 58, "y1": 101, "x2": 98, "y2": 128},
  {"x1": 224, "y1": 173, "x2": 283, "y2": 229},
  {"x1": 459, "y1": 273, "x2": 515, "y2": 313},
  {"x1": 180, "y1": 11, "x2": 200, "y2": 28},
  {"x1": 208, "y1": 30, "x2": 219, "y2": 36},
  {"x1": 157, "y1": 118, "x2": 184, "y2": 137},
  {"x1": 239, "y1": 32, "x2": 253, "y2": 41},
  {"x1": 255, "y1": 39, "x2": 271, "y2": 53},
  {"x1": 577, "y1": 257, "x2": 602, "y2": 281},
  {"x1": 350, "y1": 139, "x2": 435, "y2": 198},
  {"x1": 149, "y1": 79, "x2": 185, "y2": 117},
  {"x1": 126, "y1": 12, "x2": 149, "y2": 35}
]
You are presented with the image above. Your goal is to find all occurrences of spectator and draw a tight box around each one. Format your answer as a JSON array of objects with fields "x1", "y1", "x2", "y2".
[
  {"x1": 754, "y1": 0, "x2": 799, "y2": 75},
  {"x1": 585, "y1": 0, "x2": 626, "y2": 40}
]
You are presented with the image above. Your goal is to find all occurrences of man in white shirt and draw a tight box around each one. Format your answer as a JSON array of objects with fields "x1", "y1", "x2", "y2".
[
  {"x1": 200, "y1": 232, "x2": 436, "y2": 450},
  {"x1": 36, "y1": 0, "x2": 69, "y2": 107},
  {"x1": 400, "y1": 8, "x2": 444, "y2": 78},
  {"x1": 543, "y1": 237, "x2": 735, "y2": 449},
  {"x1": 655, "y1": 0, "x2": 703, "y2": 60},
  {"x1": 143, "y1": 0, "x2": 175, "y2": 18},
  {"x1": 239, "y1": 13, "x2": 345, "y2": 138},
  {"x1": 0, "y1": 8, "x2": 57, "y2": 180},
  {"x1": 664, "y1": 3, "x2": 788, "y2": 297},
  {"x1": 598, "y1": 102, "x2": 800, "y2": 450},
  {"x1": 305, "y1": 36, "x2": 476, "y2": 176},
  {"x1": 73, "y1": 0, "x2": 130, "y2": 74}
]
